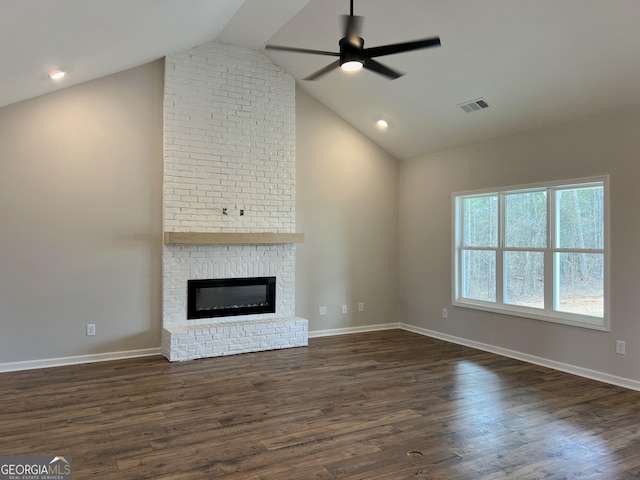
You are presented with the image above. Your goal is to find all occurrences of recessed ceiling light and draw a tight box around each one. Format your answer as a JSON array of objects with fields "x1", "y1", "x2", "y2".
[
  {"x1": 48, "y1": 70, "x2": 66, "y2": 80},
  {"x1": 375, "y1": 119, "x2": 389, "y2": 130}
]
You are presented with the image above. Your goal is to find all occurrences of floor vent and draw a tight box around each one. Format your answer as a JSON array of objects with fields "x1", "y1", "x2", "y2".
[{"x1": 459, "y1": 98, "x2": 490, "y2": 113}]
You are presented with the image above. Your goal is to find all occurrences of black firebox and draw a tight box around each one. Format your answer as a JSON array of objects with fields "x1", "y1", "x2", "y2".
[{"x1": 187, "y1": 277, "x2": 276, "y2": 320}]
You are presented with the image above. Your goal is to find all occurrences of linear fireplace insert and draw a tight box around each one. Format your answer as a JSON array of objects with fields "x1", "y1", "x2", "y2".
[{"x1": 187, "y1": 276, "x2": 276, "y2": 319}]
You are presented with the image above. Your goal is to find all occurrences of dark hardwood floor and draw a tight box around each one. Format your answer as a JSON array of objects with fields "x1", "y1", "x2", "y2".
[{"x1": 1, "y1": 330, "x2": 640, "y2": 479}]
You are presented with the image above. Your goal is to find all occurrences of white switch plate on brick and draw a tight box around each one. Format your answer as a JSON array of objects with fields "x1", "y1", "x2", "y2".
[{"x1": 319, "y1": 306, "x2": 327, "y2": 316}]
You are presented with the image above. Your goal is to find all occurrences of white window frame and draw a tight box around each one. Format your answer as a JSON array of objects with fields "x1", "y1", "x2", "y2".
[{"x1": 452, "y1": 175, "x2": 610, "y2": 331}]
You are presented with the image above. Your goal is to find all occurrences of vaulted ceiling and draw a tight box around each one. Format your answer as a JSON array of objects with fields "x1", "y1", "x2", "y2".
[{"x1": 2, "y1": 0, "x2": 639, "y2": 160}]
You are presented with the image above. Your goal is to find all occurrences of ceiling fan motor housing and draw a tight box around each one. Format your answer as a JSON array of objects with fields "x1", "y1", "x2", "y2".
[{"x1": 339, "y1": 37, "x2": 364, "y2": 68}]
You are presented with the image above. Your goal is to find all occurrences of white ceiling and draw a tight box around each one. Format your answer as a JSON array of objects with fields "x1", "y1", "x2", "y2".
[{"x1": 2, "y1": 0, "x2": 639, "y2": 160}]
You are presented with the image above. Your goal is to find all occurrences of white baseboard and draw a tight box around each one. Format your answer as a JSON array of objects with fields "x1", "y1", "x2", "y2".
[
  {"x1": 309, "y1": 323, "x2": 401, "y2": 338},
  {"x1": 0, "y1": 348, "x2": 162, "y2": 373},
  {"x1": 3, "y1": 325, "x2": 639, "y2": 393},
  {"x1": 400, "y1": 323, "x2": 640, "y2": 392}
]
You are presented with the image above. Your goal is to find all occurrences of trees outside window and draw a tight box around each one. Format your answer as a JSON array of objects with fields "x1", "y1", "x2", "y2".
[{"x1": 453, "y1": 177, "x2": 609, "y2": 330}]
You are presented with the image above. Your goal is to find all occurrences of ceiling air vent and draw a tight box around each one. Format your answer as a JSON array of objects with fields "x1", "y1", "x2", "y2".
[{"x1": 459, "y1": 98, "x2": 489, "y2": 113}]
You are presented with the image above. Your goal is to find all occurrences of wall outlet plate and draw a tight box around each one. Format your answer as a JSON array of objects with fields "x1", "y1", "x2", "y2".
[
  {"x1": 86, "y1": 324, "x2": 96, "y2": 336},
  {"x1": 319, "y1": 306, "x2": 327, "y2": 316}
]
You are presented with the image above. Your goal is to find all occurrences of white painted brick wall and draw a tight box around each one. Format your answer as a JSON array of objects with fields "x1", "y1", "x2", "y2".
[
  {"x1": 163, "y1": 42, "x2": 295, "y2": 233},
  {"x1": 161, "y1": 317, "x2": 308, "y2": 362},
  {"x1": 161, "y1": 41, "x2": 302, "y2": 360}
]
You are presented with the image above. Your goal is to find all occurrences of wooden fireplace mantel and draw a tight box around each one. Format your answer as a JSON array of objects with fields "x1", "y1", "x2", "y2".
[{"x1": 163, "y1": 232, "x2": 304, "y2": 245}]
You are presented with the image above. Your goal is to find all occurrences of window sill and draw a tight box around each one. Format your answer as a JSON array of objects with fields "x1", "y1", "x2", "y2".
[{"x1": 452, "y1": 299, "x2": 609, "y2": 332}]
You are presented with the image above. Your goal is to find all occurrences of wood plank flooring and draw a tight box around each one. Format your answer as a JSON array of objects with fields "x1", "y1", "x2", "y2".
[{"x1": 1, "y1": 330, "x2": 640, "y2": 479}]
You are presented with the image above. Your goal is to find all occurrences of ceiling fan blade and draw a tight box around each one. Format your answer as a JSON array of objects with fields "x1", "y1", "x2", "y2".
[
  {"x1": 364, "y1": 58, "x2": 404, "y2": 80},
  {"x1": 341, "y1": 14, "x2": 363, "y2": 47},
  {"x1": 303, "y1": 59, "x2": 341, "y2": 81},
  {"x1": 364, "y1": 37, "x2": 441, "y2": 58},
  {"x1": 265, "y1": 44, "x2": 339, "y2": 57}
]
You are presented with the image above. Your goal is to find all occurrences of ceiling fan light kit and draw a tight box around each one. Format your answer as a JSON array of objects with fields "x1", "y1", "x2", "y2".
[
  {"x1": 340, "y1": 60, "x2": 363, "y2": 72},
  {"x1": 339, "y1": 36, "x2": 364, "y2": 72},
  {"x1": 265, "y1": 0, "x2": 440, "y2": 81}
]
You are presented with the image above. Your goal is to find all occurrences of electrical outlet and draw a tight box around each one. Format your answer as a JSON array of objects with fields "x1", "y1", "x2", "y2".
[
  {"x1": 319, "y1": 306, "x2": 327, "y2": 316},
  {"x1": 616, "y1": 340, "x2": 625, "y2": 355},
  {"x1": 358, "y1": 303, "x2": 364, "y2": 312},
  {"x1": 442, "y1": 308, "x2": 448, "y2": 319},
  {"x1": 342, "y1": 305, "x2": 348, "y2": 314},
  {"x1": 86, "y1": 323, "x2": 96, "y2": 336}
]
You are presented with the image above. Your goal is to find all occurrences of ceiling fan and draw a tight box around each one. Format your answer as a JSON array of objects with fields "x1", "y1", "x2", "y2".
[{"x1": 265, "y1": 0, "x2": 441, "y2": 80}]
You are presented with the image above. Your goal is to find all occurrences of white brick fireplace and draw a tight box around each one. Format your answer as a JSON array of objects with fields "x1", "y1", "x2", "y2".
[{"x1": 161, "y1": 42, "x2": 307, "y2": 361}]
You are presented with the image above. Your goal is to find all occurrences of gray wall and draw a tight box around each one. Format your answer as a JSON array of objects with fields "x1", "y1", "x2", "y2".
[
  {"x1": 295, "y1": 88, "x2": 399, "y2": 332},
  {"x1": 399, "y1": 111, "x2": 640, "y2": 381},
  {"x1": 0, "y1": 61, "x2": 164, "y2": 363}
]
